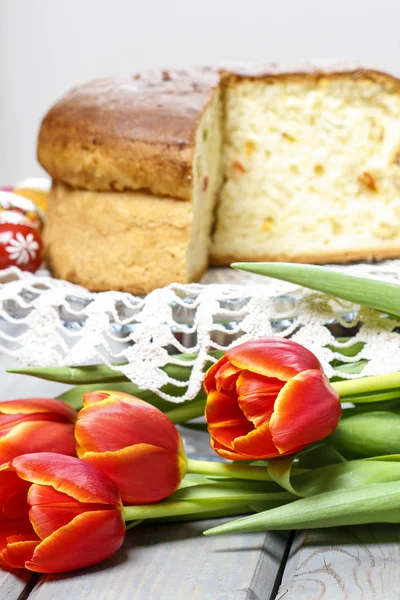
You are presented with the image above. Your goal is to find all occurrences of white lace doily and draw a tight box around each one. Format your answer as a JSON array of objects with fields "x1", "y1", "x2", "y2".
[{"x1": 1, "y1": 263, "x2": 400, "y2": 402}]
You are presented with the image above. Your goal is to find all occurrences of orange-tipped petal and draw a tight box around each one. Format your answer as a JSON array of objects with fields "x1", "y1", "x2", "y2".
[
  {"x1": 28, "y1": 484, "x2": 77, "y2": 508},
  {"x1": 205, "y1": 389, "x2": 254, "y2": 449},
  {"x1": 227, "y1": 339, "x2": 321, "y2": 381},
  {"x1": 0, "y1": 539, "x2": 40, "y2": 569},
  {"x1": 0, "y1": 421, "x2": 76, "y2": 465},
  {"x1": 82, "y1": 390, "x2": 145, "y2": 407},
  {"x1": 0, "y1": 399, "x2": 76, "y2": 422},
  {"x1": 81, "y1": 444, "x2": 186, "y2": 504},
  {"x1": 75, "y1": 395, "x2": 180, "y2": 455},
  {"x1": 11, "y1": 453, "x2": 122, "y2": 507},
  {"x1": 270, "y1": 370, "x2": 341, "y2": 454},
  {"x1": 0, "y1": 515, "x2": 36, "y2": 567},
  {"x1": 233, "y1": 423, "x2": 280, "y2": 459},
  {"x1": 236, "y1": 372, "x2": 284, "y2": 428},
  {"x1": 208, "y1": 423, "x2": 254, "y2": 451},
  {"x1": 25, "y1": 510, "x2": 125, "y2": 573},
  {"x1": 30, "y1": 505, "x2": 97, "y2": 540},
  {"x1": 210, "y1": 437, "x2": 251, "y2": 461},
  {"x1": 203, "y1": 356, "x2": 229, "y2": 394},
  {"x1": 28, "y1": 485, "x2": 112, "y2": 539},
  {"x1": 82, "y1": 392, "x2": 112, "y2": 405},
  {"x1": 214, "y1": 361, "x2": 241, "y2": 392}
]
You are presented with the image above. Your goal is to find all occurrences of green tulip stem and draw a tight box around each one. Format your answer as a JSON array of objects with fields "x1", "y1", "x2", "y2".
[
  {"x1": 123, "y1": 500, "x2": 245, "y2": 521},
  {"x1": 165, "y1": 398, "x2": 206, "y2": 424},
  {"x1": 122, "y1": 493, "x2": 291, "y2": 522},
  {"x1": 185, "y1": 459, "x2": 271, "y2": 481},
  {"x1": 333, "y1": 372, "x2": 400, "y2": 400}
]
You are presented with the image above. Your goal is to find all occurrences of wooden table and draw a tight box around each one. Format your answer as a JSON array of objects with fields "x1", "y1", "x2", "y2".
[{"x1": 2, "y1": 357, "x2": 400, "y2": 600}]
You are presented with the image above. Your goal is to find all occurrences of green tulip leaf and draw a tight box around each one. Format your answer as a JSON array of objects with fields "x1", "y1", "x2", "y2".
[
  {"x1": 329, "y1": 411, "x2": 400, "y2": 458},
  {"x1": 177, "y1": 474, "x2": 211, "y2": 489},
  {"x1": 8, "y1": 350, "x2": 223, "y2": 385},
  {"x1": 204, "y1": 480, "x2": 400, "y2": 535},
  {"x1": 332, "y1": 360, "x2": 368, "y2": 377},
  {"x1": 294, "y1": 442, "x2": 346, "y2": 468},
  {"x1": 267, "y1": 455, "x2": 302, "y2": 497},
  {"x1": 268, "y1": 446, "x2": 400, "y2": 496},
  {"x1": 8, "y1": 363, "x2": 129, "y2": 384},
  {"x1": 267, "y1": 442, "x2": 346, "y2": 496},
  {"x1": 326, "y1": 341, "x2": 365, "y2": 357},
  {"x1": 56, "y1": 382, "x2": 206, "y2": 419},
  {"x1": 232, "y1": 262, "x2": 400, "y2": 318}
]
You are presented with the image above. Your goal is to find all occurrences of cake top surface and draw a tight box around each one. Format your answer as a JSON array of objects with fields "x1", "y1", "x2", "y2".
[
  {"x1": 50, "y1": 68, "x2": 219, "y2": 145},
  {"x1": 38, "y1": 67, "x2": 220, "y2": 199},
  {"x1": 38, "y1": 63, "x2": 400, "y2": 200}
]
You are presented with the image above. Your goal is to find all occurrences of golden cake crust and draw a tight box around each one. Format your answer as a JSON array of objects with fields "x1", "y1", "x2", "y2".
[
  {"x1": 44, "y1": 182, "x2": 203, "y2": 295},
  {"x1": 210, "y1": 247, "x2": 400, "y2": 267},
  {"x1": 38, "y1": 68, "x2": 219, "y2": 201}
]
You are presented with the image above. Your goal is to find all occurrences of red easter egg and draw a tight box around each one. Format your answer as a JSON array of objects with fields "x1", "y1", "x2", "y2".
[{"x1": 0, "y1": 216, "x2": 43, "y2": 272}]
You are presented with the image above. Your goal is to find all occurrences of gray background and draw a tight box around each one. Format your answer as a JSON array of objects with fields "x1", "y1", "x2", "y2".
[{"x1": 1, "y1": 0, "x2": 399, "y2": 184}]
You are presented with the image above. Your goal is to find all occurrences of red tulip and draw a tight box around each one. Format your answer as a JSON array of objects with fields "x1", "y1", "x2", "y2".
[
  {"x1": 0, "y1": 453, "x2": 125, "y2": 573},
  {"x1": 204, "y1": 338, "x2": 341, "y2": 461},
  {"x1": 75, "y1": 391, "x2": 187, "y2": 504},
  {"x1": 0, "y1": 398, "x2": 77, "y2": 466}
]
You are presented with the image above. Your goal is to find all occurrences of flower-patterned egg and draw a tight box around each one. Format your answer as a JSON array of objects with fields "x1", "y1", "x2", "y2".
[{"x1": 0, "y1": 211, "x2": 43, "y2": 272}]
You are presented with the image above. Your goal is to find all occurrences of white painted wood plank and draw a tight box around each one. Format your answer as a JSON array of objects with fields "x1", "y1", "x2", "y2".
[
  {"x1": 277, "y1": 526, "x2": 400, "y2": 600},
  {"x1": 29, "y1": 522, "x2": 289, "y2": 600},
  {"x1": 0, "y1": 568, "x2": 32, "y2": 599}
]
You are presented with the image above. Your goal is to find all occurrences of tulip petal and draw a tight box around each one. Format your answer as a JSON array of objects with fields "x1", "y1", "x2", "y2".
[
  {"x1": 227, "y1": 339, "x2": 321, "y2": 381},
  {"x1": 28, "y1": 484, "x2": 115, "y2": 539},
  {"x1": 81, "y1": 444, "x2": 186, "y2": 504},
  {"x1": 0, "y1": 470, "x2": 30, "y2": 518},
  {"x1": 214, "y1": 361, "x2": 241, "y2": 392},
  {"x1": 25, "y1": 510, "x2": 125, "y2": 573},
  {"x1": 75, "y1": 395, "x2": 180, "y2": 455},
  {"x1": 210, "y1": 437, "x2": 253, "y2": 461},
  {"x1": 82, "y1": 392, "x2": 110, "y2": 405},
  {"x1": 0, "y1": 515, "x2": 36, "y2": 559},
  {"x1": 28, "y1": 484, "x2": 78, "y2": 507},
  {"x1": 233, "y1": 423, "x2": 280, "y2": 459},
  {"x1": 30, "y1": 505, "x2": 96, "y2": 540},
  {"x1": 1, "y1": 540, "x2": 40, "y2": 569},
  {"x1": 203, "y1": 356, "x2": 229, "y2": 394},
  {"x1": 205, "y1": 389, "x2": 254, "y2": 450},
  {"x1": 0, "y1": 399, "x2": 76, "y2": 422},
  {"x1": 205, "y1": 390, "x2": 249, "y2": 428},
  {"x1": 11, "y1": 453, "x2": 122, "y2": 507},
  {"x1": 270, "y1": 370, "x2": 341, "y2": 454},
  {"x1": 236, "y1": 372, "x2": 284, "y2": 428},
  {"x1": 0, "y1": 421, "x2": 76, "y2": 465},
  {"x1": 208, "y1": 423, "x2": 254, "y2": 451}
]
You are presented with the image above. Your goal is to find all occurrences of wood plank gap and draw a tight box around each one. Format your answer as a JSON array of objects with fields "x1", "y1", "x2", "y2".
[
  {"x1": 16, "y1": 574, "x2": 41, "y2": 600},
  {"x1": 269, "y1": 530, "x2": 295, "y2": 600}
]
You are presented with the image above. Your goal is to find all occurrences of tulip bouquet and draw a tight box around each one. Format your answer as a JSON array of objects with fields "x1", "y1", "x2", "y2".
[{"x1": 4, "y1": 263, "x2": 400, "y2": 572}]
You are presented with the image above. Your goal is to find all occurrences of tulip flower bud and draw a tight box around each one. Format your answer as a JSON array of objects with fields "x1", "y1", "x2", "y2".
[
  {"x1": 75, "y1": 391, "x2": 187, "y2": 504},
  {"x1": 204, "y1": 338, "x2": 341, "y2": 460},
  {"x1": 0, "y1": 398, "x2": 77, "y2": 465},
  {"x1": 0, "y1": 453, "x2": 125, "y2": 573}
]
